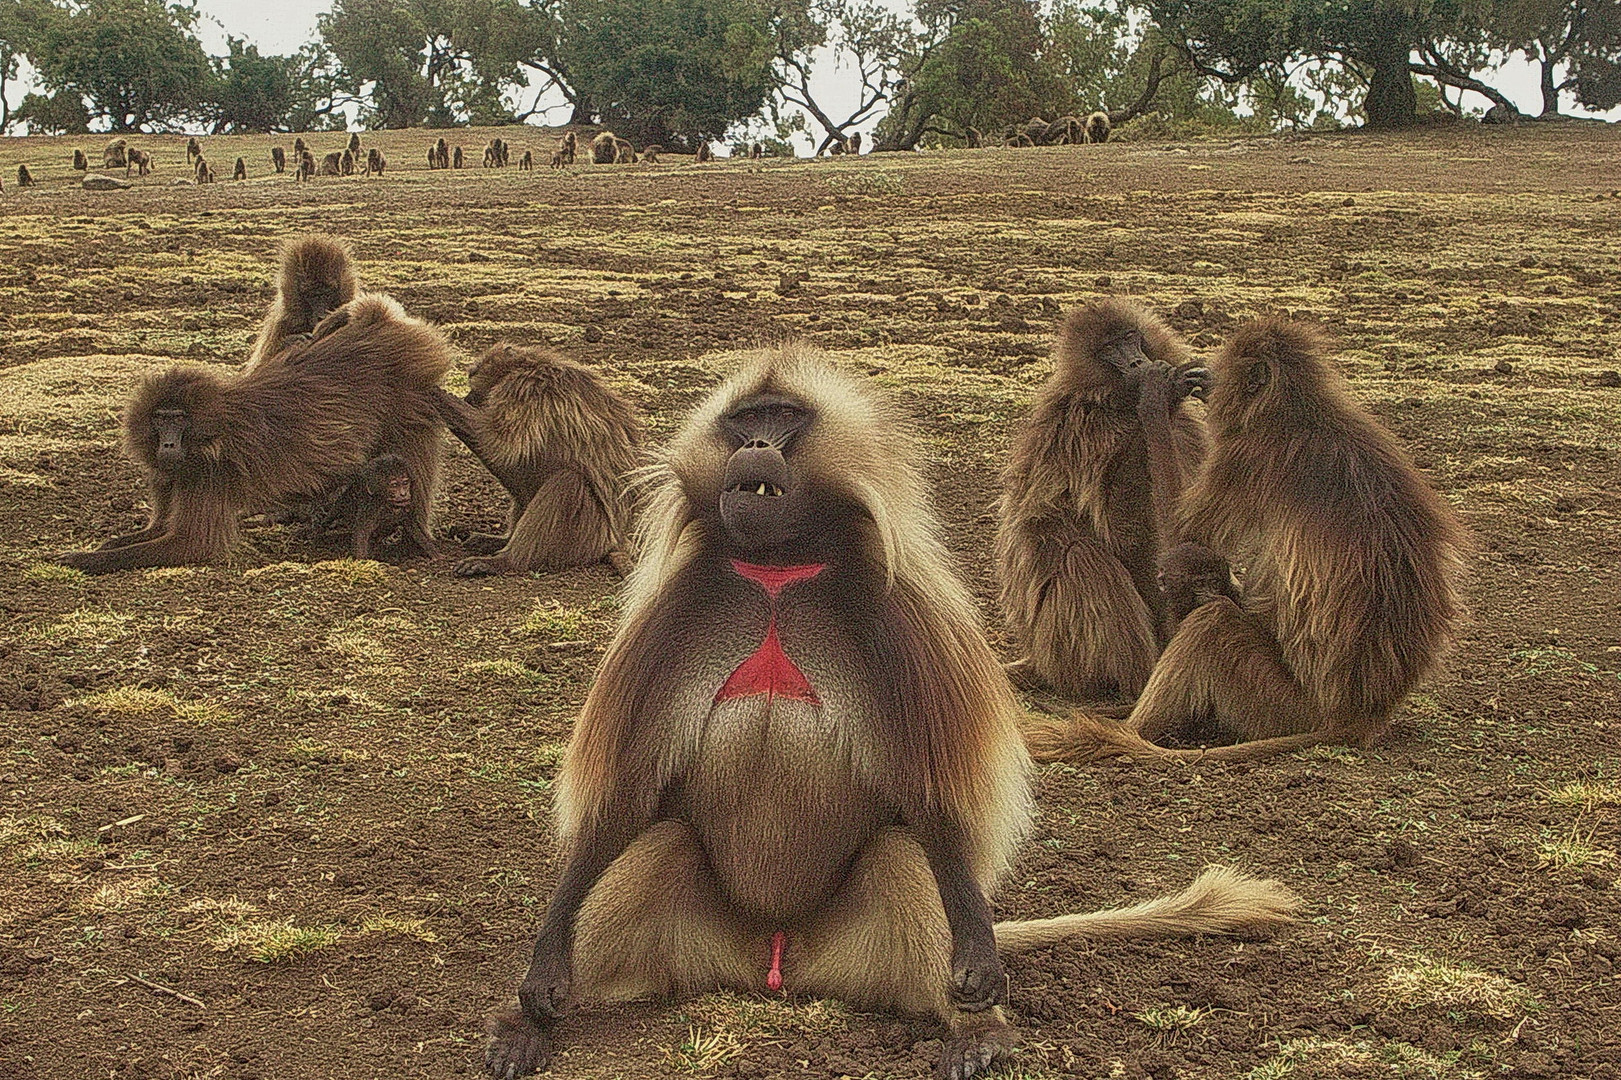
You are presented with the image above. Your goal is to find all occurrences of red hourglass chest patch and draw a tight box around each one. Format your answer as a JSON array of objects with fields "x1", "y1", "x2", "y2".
[{"x1": 715, "y1": 560, "x2": 826, "y2": 704}]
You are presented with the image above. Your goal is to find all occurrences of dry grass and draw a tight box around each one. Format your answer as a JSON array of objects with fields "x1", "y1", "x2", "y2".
[
  {"x1": 1377, "y1": 956, "x2": 1534, "y2": 1021},
  {"x1": 73, "y1": 685, "x2": 232, "y2": 724}
]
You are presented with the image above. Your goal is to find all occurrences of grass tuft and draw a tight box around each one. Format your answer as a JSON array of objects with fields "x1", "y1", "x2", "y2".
[
  {"x1": 521, "y1": 600, "x2": 585, "y2": 638},
  {"x1": 37, "y1": 608, "x2": 132, "y2": 644},
  {"x1": 210, "y1": 918, "x2": 345, "y2": 963},
  {"x1": 24, "y1": 562, "x2": 84, "y2": 584},
  {"x1": 312, "y1": 558, "x2": 389, "y2": 586},
  {"x1": 1247, "y1": 1035, "x2": 1483, "y2": 1079},
  {"x1": 1379, "y1": 956, "x2": 1534, "y2": 1021},
  {"x1": 73, "y1": 686, "x2": 231, "y2": 724}
]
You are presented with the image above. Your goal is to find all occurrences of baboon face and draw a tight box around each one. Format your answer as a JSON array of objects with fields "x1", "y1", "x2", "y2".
[
  {"x1": 150, "y1": 406, "x2": 192, "y2": 468},
  {"x1": 715, "y1": 393, "x2": 820, "y2": 552},
  {"x1": 367, "y1": 456, "x2": 412, "y2": 508},
  {"x1": 1099, "y1": 327, "x2": 1153, "y2": 375}
]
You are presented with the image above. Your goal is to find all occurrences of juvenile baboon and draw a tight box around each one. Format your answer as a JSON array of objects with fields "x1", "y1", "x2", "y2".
[
  {"x1": 1025, "y1": 320, "x2": 1467, "y2": 763},
  {"x1": 1085, "y1": 111, "x2": 1111, "y2": 144},
  {"x1": 245, "y1": 234, "x2": 359, "y2": 371},
  {"x1": 434, "y1": 345, "x2": 643, "y2": 577},
  {"x1": 194, "y1": 157, "x2": 214, "y2": 184},
  {"x1": 320, "y1": 151, "x2": 343, "y2": 176},
  {"x1": 103, "y1": 138, "x2": 128, "y2": 170},
  {"x1": 294, "y1": 136, "x2": 307, "y2": 157},
  {"x1": 73, "y1": 149, "x2": 88, "y2": 171},
  {"x1": 481, "y1": 344, "x2": 1300, "y2": 1080},
  {"x1": 365, "y1": 148, "x2": 386, "y2": 176},
  {"x1": 548, "y1": 150, "x2": 565, "y2": 169},
  {"x1": 58, "y1": 294, "x2": 450, "y2": 574},
  {"x1": 453, "y1": 146, "x2": 464, "y2": 169},
  {"x1": 297, "y1": 151, "x2": 317, "y2": 181},
  {"x1": 640, "y1": 144, "x2": 660, "y2": 164},
  {"x1": 348, "y1": 132, "x2": 361, "y2": 158},
  {"x1": 519, "y1": 150, "x2": 533, "y2": 170},
  {"x1": 321, "y1": 454, "x2": 418, "y2": 559},
  {"x1": 997, "y1": 300, "x2": 1208, "y2": 702},
  {"x1": 186, "y1": 137, "x2": 201, "y2": 165},
  {"x1": 340, "y1": 149, "x2": 356, "y2": 176},
  {"x1": 590, "y1": 131, "x2": 618, "y2": 164},
  {"x1": 695, "y1": 141, "x2": 713, "y2": 163},
  {"x1": 1158, "y1": 542, "x2": 1239, "y2": 629},
  {"x1": 271, "y1": 146, "x2": 286, "y2": 173},
  {"x1": 16, "y1": 165, "x2": 34, "y2": 188},
  {"x1": 558, "y1": 131, "x2": 577, "y2": 165},
  {"x1": 748, "y1": 141, "x2": 762, "y2": 159},
  {"x1": 126, "y1": 148, "x2": 152, "y2": 177},
  {"x1": 232, "y1": 157, "x2": 247, "y2": 181},
  {"x1": 484, "y1": 144, "x2": 498, "y2": 167}
]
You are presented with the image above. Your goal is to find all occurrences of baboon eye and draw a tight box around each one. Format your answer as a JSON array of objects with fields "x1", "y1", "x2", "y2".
[{"x1": 1244, "y1": 362, "x2": 1270, "y2": 394}]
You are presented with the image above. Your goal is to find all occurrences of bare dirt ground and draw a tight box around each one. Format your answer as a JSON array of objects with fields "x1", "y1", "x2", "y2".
[{"x1": 1, "y1": 123, "x2": 1619, "y2": 1080}]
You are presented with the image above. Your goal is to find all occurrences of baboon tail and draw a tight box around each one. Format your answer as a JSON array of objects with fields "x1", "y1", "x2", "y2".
[
  {"x1": 1021, "y1": 712, "x2": 1327, "y2": 765},
  {"x1": 994, "y1": 867, "x2": 1300, "y2": 955}
]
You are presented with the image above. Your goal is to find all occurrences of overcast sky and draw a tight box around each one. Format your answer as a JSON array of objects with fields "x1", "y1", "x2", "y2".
[{"x1": 8, "y1": 0, "x2": 1617, "y2": 137}]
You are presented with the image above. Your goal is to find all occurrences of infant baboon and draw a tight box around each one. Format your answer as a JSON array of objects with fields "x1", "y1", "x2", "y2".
[
  {"x1": 323, "y1": 454, "x2": 417, "y2": 559},
  {"x1": 72, "y1": 149, "x2": 88, "y2": 171},
  {"x1": 320, "y1": 151, "x2": 343, "y2": 176},
  {"x1": 126, "y1": 148, "x2": 152, "y2": 177},
  {"x1": 186, "y1": 137, "x2": 201, "y2": 165},
  {"x1": 640, "y1": 144, "x2": 661, "y2": 164},
  {"x1": 340, "y1": 149, "x2": 356, "y2": 176},
  {"x1": 271, "y1": 147, "x2": 286, "y2": 173},
  {"x1": 103, "y1": 138, "x2": 128, "y2": 169},
  {"x1": 519, "y1": 150, "x2": 533, "y2": 170},
  {"x1": 194, "y1": 157, "x2": 214, "y2": 184},
  {"x1": 232, "y1": 157, "x2": 247, "y2": 181},
  {"x1": 365, "y1": 148, "x2": 386, "y2": 176},
  {"x1": 1086, "y1": 111, "x2": 1111, "y2": 144},
  {"x1": 696, "y1": 142, "x2": 713, "y2": 163},
  {"x1": 17, "y1": 164, "x2": 35, "y2": 188}
]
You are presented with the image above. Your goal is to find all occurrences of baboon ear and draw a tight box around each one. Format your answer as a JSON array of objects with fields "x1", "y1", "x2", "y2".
[{"x1": 1243, "y1": 360, "x2": 1271, "y2": 396}]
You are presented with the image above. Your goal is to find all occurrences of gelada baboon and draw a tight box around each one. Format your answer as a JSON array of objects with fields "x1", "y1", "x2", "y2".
[
  {"x1": 481, "y1": 345, "x2": 1299, "y2": 1080},
  {"x1": 998, "y1": 299, "x2": 1208, "y2": 703},
  {"x1": 186, "y1": 137, "x2": 201, "y2": 165},
  {"x1": 427, "y1": 146, "x2": 439, "y2": 169},
  {"x1": 320, "y1": 151, "x2": 343, "y2": 176},
  {"x1": 548, "y1": 149, "x2": 565, "y2": 169},
  {"x1": 1086, "y1": 111, "x2": 1111, "y2": 144},
  {"x1": 16, "y1": 165, "x2": 34, "y2": 188},
  {"x1": 453, "y1": 146, "x2": 465, "y2": 169},
  {"x1": 322, "y1": 454, "x2": 419, "y2": 559},
  {"x1": 1041, "y1": 116, "x2": 1081, "y2": 145},
  {"x1": 232, "y1": 157, "x2": 247, "y2": 181},
  {"x1": 126, "y1": 148, "x2": 152, "y2": 177},
  {"x1": 294, "y1": 136, "x2": 308, "y2": 156},
  {"x1": 72, "y1": 149, "x2": 88, "y2": 171},
  {"x1": 434, "y1": 137, "x2": 451, "y2": 169},
  {"x1": 590, "y1": 131, "x2": 618, "y2": 164},
  {"x1": 58, "y1": 294, "x2": 450, "y2": 574},
  {"x1": 340, "y1": 148, "x2": 356, "y2": 176},
  {"x1": 1025, "y1": 320, "x2": 1467, "y2": 764},
  {"x1": 639, "y1": 144, "x2": 660, "y2": 164},
  {"x1": 365, "y1": 148, "x2": 386, "y2": 176},
  {"x1": 1158, "y1": 542, "x2": 1239, "y2": 629},
  {"x1": 557, "y1": 130, "x2": 576, "y2": 165},
  {"x1": 103, "y1": 138, "x2": 128, "y2": 169},
  {"x1": 297, "y1": 150, "x2": 317, "y2": 181},
  {"x1": 748, "y1": 141, "x2": 762, "y2": 159},
  {"x1": 245, "y1": 234, "x2": 359, "y2": 371},
  {"x1": 518, "y1": 149, "x2": 533, "y2": 170},
  {"x1": 434, "y1": 345, "x2": 642, "y2": 577},
  {"x1": 271, "y1": 146, "x2": 286, "y2": 173},
  {"x1": 613, "y1": 137, "x2": 637, "y2": 163},
  {"x1": 194, "y1": 157, "x2": 214, "y2": 184},
  {"x1": 483, "y1": 144, "x2": 498, "y2": 167},
  {"x1": 695, "y1": 141, "x2": 713, "y2": 163},
  {"x1": 850, "y1": 131, "x2": 863, "y2": 154},
  {"x1": 348, "y1": 132, "x2": 361, "y2": 157}
]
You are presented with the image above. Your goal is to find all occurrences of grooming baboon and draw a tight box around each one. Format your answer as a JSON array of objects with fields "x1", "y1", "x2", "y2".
[
  {"x1": 103, "y1": 138, "x2": 128, "y2": 169},
  {"x1": 246, "y1": 234, "x2": 358, "y2": 370},
  {"x1": 481, "y1": 344, "x2": 1299, "y2": 1080},
  {"x1": 1158, "y1": 542, "x2": 1239, "y2": 629},
  {"x1": 749, "y1": 141, "x2": 762, "y2": 159},
  {"x1": 365, "y1": 148, "x2": 386, "y2": 176},
  {"x1": 453, "y1": 146, "x2": 465, "y2": 169},
  {"x1": 695, "y1": 141, "x2": 713, "y2": 163},
  {"x1": 340, "y1": 149, "x2": 356, "y2": 176},
  {"x1": 322, "y1": 454, "x2": 418, "y2": 559},
  {"x1": 519, "y1": 150, "x2": 533, "y2": 170},
  {"x1": 271, "y1": 146, "x2": 286, "y2": 173},
  {"x1": 435, "y1": 137, "x2": 451, "y2": 169},
  {"x1": 297, "y1": 151, "x2": 317, "y2": 181},
  {"x1": 640, "y1": 144, "x2": 660, "y2": 164},
  {"x1": 194, "y1": 157, "x2": 214, "y2": 184},
  {"x1": 320, "y1": 151, "x2": 343, "y2": 176},
  {"x1": 187, "y1": 137, "x2": 201, "y2": 165},
  {"x1": 590, "y1": 131, "x2": 618, "y2": 164},
  {"x1": 434, "y1": 345, "x2": 642, "y2": 577},
  {"x1": 16, "y1": 165, "x2": 34, "y2": 188},
  {"x1": 58, "y1": 294, "x2": 450, "y2": 574},
  {"x1": 1085, "y1": 111, "x2": 1111, "y2": 144},
  {"x1": 232, "y1": 157, "x2": 247, "y2": 181},
  {"x1": 348, "y1": 132, "x2": 361, "y2": 157},
  {"x1": 126, "y1": 148, "x2": 152, "y2": 177},
  {"x1": 1025, "y1": 320, "x2": 1467, "y2": 763},
  {"x1": 997, "y1": 299, "x2": 1208, "y2": 703},
  {"x1": 613, "y1": 137, "x2": 637, "y2": 164},
  {"x1": 73, "y1": 149, "x2": 88, "y2": 171}
]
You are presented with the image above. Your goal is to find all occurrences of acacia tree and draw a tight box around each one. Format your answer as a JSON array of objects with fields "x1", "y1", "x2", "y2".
[
  {"x1": 777, "y1": 0, "x2": 916, "y2": 153},
  {"x1": 20, "y1": 0, "x2": 212, "y2": 131},
  {"x1": 1492, "y1": 0, "x2": 1621, "y2": 113}
]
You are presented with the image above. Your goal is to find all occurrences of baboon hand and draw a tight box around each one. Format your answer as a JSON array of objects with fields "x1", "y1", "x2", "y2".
[
  {"x1": 950, "y1": 938, "x2": 1007, "y2": 1012},
  {"x1": 517, "y1": 948, "x2": 572, "y2": 1023},
  {"x1": 1173, "y1": 363, "x2": 1212, "y2": 403}
]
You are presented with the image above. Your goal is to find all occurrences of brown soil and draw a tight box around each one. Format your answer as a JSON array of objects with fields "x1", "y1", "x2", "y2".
[{"x1": 1, "y1": 123, "x2": 1619, "y2": 1080}]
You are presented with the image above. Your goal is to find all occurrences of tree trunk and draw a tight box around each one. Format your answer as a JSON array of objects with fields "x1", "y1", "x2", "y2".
[
  {"x1": 569, "y1": 95, "x2": 595, "y2": 125},
  {"x1": 1362, "y1": 7, "x2": 1417, "y2": 129},
  {"x1": 1539, "y1": 53, "x2": 1561, "y2": 115}
]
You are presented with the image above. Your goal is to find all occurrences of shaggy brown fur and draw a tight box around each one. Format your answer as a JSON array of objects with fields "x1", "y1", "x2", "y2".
[
  {"x1": 364, "y1": 148, "x2": 385, "y2": 176},
  {"x1": 347, "y1": 132, "x2": 361, "y2": 158},
  {"x1": 186, "y1": 137, "x2": 201, "y2": 165},
  {"x1": 193, "y1": 157, "x2": 214, "y2": 184},
  {"x1": 1086, "y1": 111, "x2": 1111, "y2": 144},
  {"x1": 590, "y1": 131, "x2": 618, "y2": 164},
  {"x1": 271, "y1": 146, "x2": 286, "y2": 173},
  {"x1": 452, "y1": 146, "x2": 464, "y2": 169},
  {"x1": 612, "y1": 137, "x2": 637, "y2": 163},
  {"x1": 58, "y1": 294, "x2": 450, "y2": 574},
  {"x1": 296, "y1": 151, "x2": 317, "y2": 181},
  {"x1": 73, "y1": 149, "x2": 88, "y2": 171},
  {"x1": 340, "y1": 149, "x2": 356, "y2": 176},
  {"x1": 1025, "y1": 320, "x2": 1468, "y2": 763},
  {"x1": 435, "y1": 345, "x2": 642, "y2": 577},
  {"x1": 481, "y1": 345, "x2": 1299, "y2": 1080},
  {"x1": 231, "y1": 157, "x2": 246, "y2": 181},
  {"x1": 996, "y1": 299, "x2": 1208, "y2": 702},
  {"x1": 639, "y1": 144, "x2": 660, "y2": 164},
  {"x1": 319, "y1": 151, "x2": 342, "y2": 177},
  {"x1": 126, "y1": 149, "x2": 152, "y2": 177},
  {"x1": 518, "y1": 149, "x2": 533, "y2": 170},
  {"x1": 245, "y1": 234, "x2": 359, "y2": 371},
  {"x1": 695, "y1": 142, "x2": 713, "y2": 163},
  {"x1": 102, "y1": 139, "x2": 128, "y2": 170},
  {"x1": 320, "y1": 454, "x2": 415, "y2": 559},
  {"x1": 16, "y1": 165, "x2": 33, "y2": 188}
]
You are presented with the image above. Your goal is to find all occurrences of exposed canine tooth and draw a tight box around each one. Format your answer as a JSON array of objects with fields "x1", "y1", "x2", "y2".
[{"x1": 756, "y1": 482, "x2": 769, "y2": 496}]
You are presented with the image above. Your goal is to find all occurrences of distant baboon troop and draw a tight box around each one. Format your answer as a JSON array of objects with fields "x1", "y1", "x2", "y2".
[{"x1": 1001, "y1": 113, "x2": 1110, "y2": 147}]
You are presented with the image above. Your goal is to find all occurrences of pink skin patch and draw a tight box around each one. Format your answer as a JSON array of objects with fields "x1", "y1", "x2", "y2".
[
  {"x1": 714, "y1": 561, "x2": 827, "y2": 705},
  {"x1": 767, "y1": 930, "x2": 787, "y2": 991}
]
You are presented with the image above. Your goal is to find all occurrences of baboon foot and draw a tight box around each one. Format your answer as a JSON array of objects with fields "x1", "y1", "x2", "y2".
[
  {"x1": 484, "y1": 1007, "x2": 552, "y2": 1079},
  {"x1": 937, "y1": 1019, "x2": 1019, "y2": 1080},
  {"x1": 454, "y1": 556, "x2": 502, "y2": 578},
  {"x1": 462, "y1": 531, "x2": 509, "y2": 555}
]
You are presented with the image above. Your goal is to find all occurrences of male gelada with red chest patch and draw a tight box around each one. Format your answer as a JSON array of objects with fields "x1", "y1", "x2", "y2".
[{"x1": 482, "y1": 345, "x2": 1300, "y2": 1080}]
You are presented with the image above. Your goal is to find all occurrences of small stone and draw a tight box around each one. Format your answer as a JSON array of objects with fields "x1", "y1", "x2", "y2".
[
  {"x1": 1495, "y1": 359, "x2": 1514, "y2": 374},
  {"x1": 583, "y1": 325, "x2": 604, "y2": 343},
  {"x1": 81, "y1": 175, "x2": 132, "y2": 191},
  {"x1": 1596, "y1": 370, "x2": 1621, "y2": 388}
]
